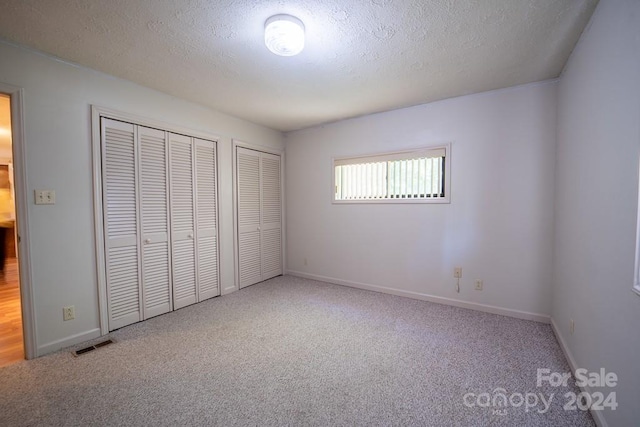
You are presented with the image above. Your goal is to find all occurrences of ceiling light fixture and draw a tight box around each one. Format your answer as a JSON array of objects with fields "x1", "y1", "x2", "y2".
[{"x1": 264, "y1": 14, "x2": 305, "y2": 57}]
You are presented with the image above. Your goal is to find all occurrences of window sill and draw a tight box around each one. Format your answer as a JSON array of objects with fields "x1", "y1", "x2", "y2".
[{"x1": 332, "y1": 198, "x2": 451, "y2": 205}]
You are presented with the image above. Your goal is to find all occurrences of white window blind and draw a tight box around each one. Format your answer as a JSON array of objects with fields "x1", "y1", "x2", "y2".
[{"x1": 333, "y1": 145, "x2": 449, "y2": 203}]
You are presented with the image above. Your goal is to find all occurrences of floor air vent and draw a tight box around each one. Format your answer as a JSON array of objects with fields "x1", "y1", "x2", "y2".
[{"x1": 73, "y1": 339, "x2": 114, "y2": 357}]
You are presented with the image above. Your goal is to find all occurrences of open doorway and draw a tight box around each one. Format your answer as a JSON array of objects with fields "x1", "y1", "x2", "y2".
[{"x1": 0, "y1": 93, "x2": 22, "y2": 367}]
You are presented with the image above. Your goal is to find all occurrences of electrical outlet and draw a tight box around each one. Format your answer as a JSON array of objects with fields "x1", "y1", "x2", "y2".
[
  {"x1": 475, "y1": 280, "x2": 483, "y2": 290},
  {"x1": 454, "y1": 267, "x2": 462, "y2": 279},
  {"x1": 63, "y1": 306, "x2": 75, "y2": 321},
  {"x1": 570, "y1": 319, "x2": 575, "y2": 334}
]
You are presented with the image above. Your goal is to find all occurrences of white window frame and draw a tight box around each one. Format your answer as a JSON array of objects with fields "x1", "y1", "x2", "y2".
[{"x1": 331, "y1": 143, "x2": 451, "y2": 204}]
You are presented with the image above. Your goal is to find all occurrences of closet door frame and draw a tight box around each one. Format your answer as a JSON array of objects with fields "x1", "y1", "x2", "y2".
[
  {"x1": 92, "y1": 106, "x2": 221, "y2": 336},
  {"x1": 232, "y1": 139, "x2": 286, "y2": 293}
]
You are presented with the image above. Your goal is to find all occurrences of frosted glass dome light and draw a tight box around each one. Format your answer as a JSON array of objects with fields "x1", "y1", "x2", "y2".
[{"x1": 264, "y1": 14, "x2": 305, "y2": 57}]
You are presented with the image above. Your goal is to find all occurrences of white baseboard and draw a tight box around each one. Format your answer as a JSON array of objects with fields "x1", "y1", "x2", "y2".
[
  {"x1": 550, "y1": 319, "x2": 608, "y2": 427},
  {"x1": 286, "y1": 270, "x2": 550, "y2": 323},
  {"x1": 37, "y1": 328, "x2": 102, "y2": 357}
]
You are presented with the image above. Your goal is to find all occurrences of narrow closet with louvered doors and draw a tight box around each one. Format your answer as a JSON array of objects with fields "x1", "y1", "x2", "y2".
[
  {"x1": 236, "y1": 147, "x2": 282, "y2": 289},
  {"x1": 101, "y1": 117, "x2": 219, "y2": 332}
]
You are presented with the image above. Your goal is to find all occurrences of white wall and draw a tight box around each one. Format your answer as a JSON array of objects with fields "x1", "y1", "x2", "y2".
[
  {"x1": 553, "y1": 0, "x2": 640, "y2": 425},
  {"x1": 285, "y1": 81, "x2": 557, "y2": 319},
  {"x1": 0, "y1": 40, "x2": 284, "y2": 356}
]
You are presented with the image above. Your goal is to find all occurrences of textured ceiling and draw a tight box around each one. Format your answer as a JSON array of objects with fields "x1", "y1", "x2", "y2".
[{"x1": 0, "y1": 0, "x2": 597, "y2": 131}]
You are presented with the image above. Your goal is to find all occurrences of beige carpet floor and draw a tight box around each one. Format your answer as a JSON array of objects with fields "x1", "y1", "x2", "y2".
[{"x1": 0, "y1": 275, "x2": 594, "y2": 426}]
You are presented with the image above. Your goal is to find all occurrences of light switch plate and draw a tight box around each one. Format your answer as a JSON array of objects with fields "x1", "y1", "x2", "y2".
[{"x1": 35, "y1": 190, "x2": 56, "y2": 205}]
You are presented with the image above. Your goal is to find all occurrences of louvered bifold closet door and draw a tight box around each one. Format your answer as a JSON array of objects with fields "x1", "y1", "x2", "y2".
[
  {"x1": 101, "y1": 118, "x2": 142, "y2": 330},
  {"x1": 237, "y1": 147, "x2": 262, "y2": 288},
  {"x1": 194, "y1": 139, "x2": 219, "y2": 301},
  {"x1": 169, "y1": 133, "x2": 198, "y2": 309},
  {"x1": 260, "y1": 152, "x2": 282, "y2": 280},
  {"x1": 138, "y1": 126, "x2": 172, "y2": 318}
]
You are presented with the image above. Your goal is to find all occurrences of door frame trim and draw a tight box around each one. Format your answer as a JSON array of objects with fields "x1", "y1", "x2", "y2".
[
  {"x1": 91, "y1": 105, "x2": 222, "y2": 335},
  {"x1": 231, "y1": 140, "x2": 286, "y2": 293},
  {"x1": 0, "y1": 82, "x2": 36, "y2": 359}
]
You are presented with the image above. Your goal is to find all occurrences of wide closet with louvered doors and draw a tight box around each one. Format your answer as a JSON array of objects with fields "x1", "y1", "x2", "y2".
[
  {"x1": 236, "y1": 147, "x2": 283, "y2": 288},
  {"x1": 101, "y1": 118, "x2": 219, "y2": 331}
]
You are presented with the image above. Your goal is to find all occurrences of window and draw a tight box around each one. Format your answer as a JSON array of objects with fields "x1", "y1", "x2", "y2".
[{"x1": 333, "y1": 144, "x2": 450, "y2": 203}]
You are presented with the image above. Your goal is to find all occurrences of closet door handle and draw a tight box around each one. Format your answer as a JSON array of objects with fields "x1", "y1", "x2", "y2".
[
  {"x1": 144, "y1": 238, "x2": 151, "y2": 244},
  {"x1": 257, "y1": 227, "x2": 261, "y2": 232},
  {"x1": 188, "y1": 234, "x2": 194, "y2": 239}
]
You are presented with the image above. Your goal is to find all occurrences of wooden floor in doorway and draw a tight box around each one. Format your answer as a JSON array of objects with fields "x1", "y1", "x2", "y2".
[{"x1": 0, "y1": 258, "x2": 23, "y2": 368}]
